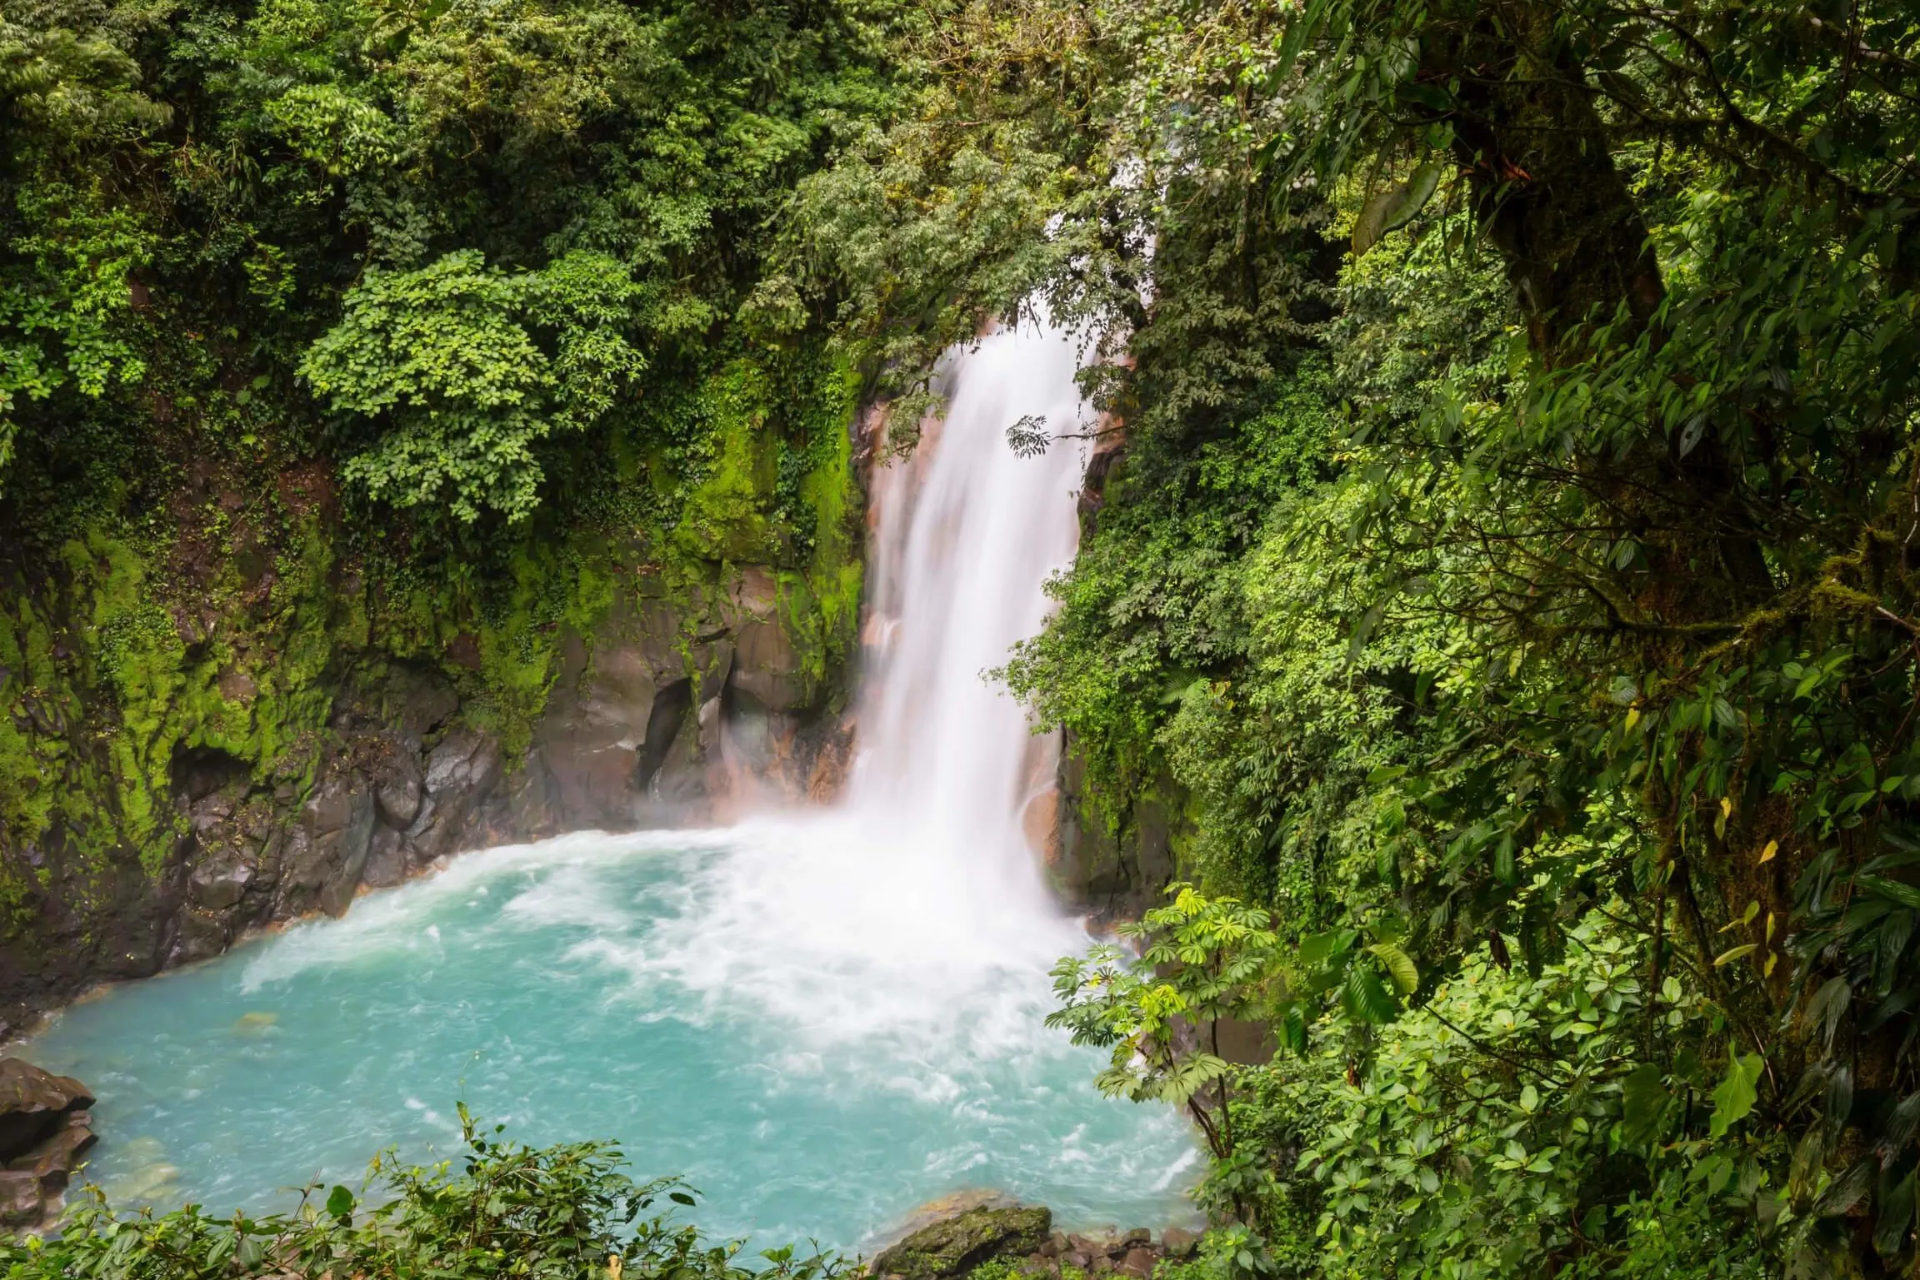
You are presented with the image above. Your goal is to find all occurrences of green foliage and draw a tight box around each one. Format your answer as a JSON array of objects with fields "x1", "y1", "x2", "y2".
[
  {"x1": 0, "y1": 1107, "x2": 848, "y2": 1280},
  {"x1": 1049, "y1": 885, "x2": 1280, "y2": 1166},
  {"x1": 2, "y1": 0, "x2": 905, "y2": 535},
  {"x1": 1247, "y1": 915, "x2": 1780, "y2": 1279},
  {"x1": 835, "y1": 0, "x2": 1920, "y2": 1273},
  {"x1": 302, "y1": 250, "x2": 647, "y2": 524},
  {"x1": 0, "y1": 0, "x2": 890, "y2": 931}
]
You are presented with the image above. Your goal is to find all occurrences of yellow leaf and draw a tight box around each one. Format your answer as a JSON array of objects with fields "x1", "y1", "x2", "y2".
[
  {"x1": 1720, "y1": 797, "x2": 1733, "y2": 820},
  {"x1": 1766, "y1": 912, "x2": 1776, "y2": 943},
  {"x1": 1758, "y1": 840, "x2": 1778, "y2": 865},
  {"x1": 1764, "y1": 952, "x2": 1779, "y2": 978},
  {"x1": 1625, "y1": 707, "x2": 1640, "y2": 730},
  {"x1": 1719, "y1": 901, "x2": 1760, "y2": 933}
]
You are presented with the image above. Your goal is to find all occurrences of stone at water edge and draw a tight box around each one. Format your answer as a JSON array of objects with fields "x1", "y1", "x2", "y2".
[
  {"x1": 27, "y1": 1112, "x2": 98, "y2": 1196},
  {"x1": 869, "y1": 1203, "x2": 1053, "y2": 1280},
  {"x1": 1159, "y1": 1227, "x2": 1199, "y2": 1259},
  {"x1": 0, "y1": 1172, "x2": 41, "y2": 1229},
  {"x1": 0, "y1": 1059, "x2": 98, "y2": 1233},
  {"x1": 0, "y1": 1058, "x2": 92, "y2": 1162}
]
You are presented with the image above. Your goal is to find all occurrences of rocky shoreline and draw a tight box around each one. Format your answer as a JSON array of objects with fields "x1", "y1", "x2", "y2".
[
  {"x1": 869, "y1": 1199, "x2": 1200, "y2": 1280},
  {"x1": 0, "y1": 565, "x2": 858, "y2": 1043}
]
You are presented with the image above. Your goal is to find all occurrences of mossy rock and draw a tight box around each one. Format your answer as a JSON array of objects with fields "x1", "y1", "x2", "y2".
[{"x1": 869, "y1": 1205, "x2": 1052, "y2": 1280}]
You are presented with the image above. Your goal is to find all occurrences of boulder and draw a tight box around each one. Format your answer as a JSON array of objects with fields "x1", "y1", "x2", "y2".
[
  {"x1": 410, "y1": 732, "x2": 503, "y2": 860},
  {"x1": 546, "y1": 645, "x2": 656, "y2": 794},
  {"x1": 372, "y1": 743, "x2": 424, "y2": 829},
  {"x1": 21, "y1": 1111, "x2": 96, "y2": 1195},
  {"x1": 168, "y1": 906, "x2": 234, "y2": 966},
  {"x1": 281, "y1": 771, "x2": 376, "y2": 917},
  {"x1": 1067, "y1": 1233, "x2": 1121, "y2": 1258},
  {"x1": 0, "y1": 1059, "x2": 92, "y2": 1162},
  {"x1": 316, "y1": 794, "x2": 378, "y2": 918},
  {"x1": 187, "y1": 849, "x2": 254, "y2": 913},
  {"x1": 425, "y1": 731, "x2": 502, "y2": 800},
  {"x1": 870, "y1": 1204, "x2": 1053, "y2": 1280},
  {"x1": 0, "y1": 1169, "x2": 41, "y2": 1230},
  {"x1": 733, "y1": 620, "x2": 808, "y2": 712},
  {"x1": 360, "y1": 826, "x2": 410, "y2": 889},
  {"x1": 1159, "y1": 1228, "x2": 1199, "y2": 1259}
]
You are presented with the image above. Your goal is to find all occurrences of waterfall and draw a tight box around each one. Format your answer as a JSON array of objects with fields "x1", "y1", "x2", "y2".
[
  {"x1": 18, "y1": 317, "x2": 1203, "y2": 1241},
  {"x1": 844, "y1": 320, "x2": 1091, "y2": 912},
  {"x1": 603, "y1": 318, "x2": 1100, "y2": 1046}
]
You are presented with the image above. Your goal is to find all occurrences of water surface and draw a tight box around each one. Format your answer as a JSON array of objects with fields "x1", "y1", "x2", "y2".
[
  {"x1": 19, "y1": 319, "x2": 1197, "y2": 1251},
  {"x1": 22, "y1": 823, "x2": 1199, "y2": 1250}
]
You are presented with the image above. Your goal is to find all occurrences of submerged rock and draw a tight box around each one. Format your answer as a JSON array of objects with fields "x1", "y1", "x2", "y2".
[{"x1": 869, "y1": 1203, "x2": 1053, "y2": 1280}]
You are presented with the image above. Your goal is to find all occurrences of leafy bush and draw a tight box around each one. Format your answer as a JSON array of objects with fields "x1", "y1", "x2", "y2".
[
  {"x1": 300, "y1": 249, "x2": 646, "y2": 523},
  {"x1": 1053, "y1": 891, "x2": 1786, "y2": 1279},
  {"x1": 1258, "y1": 917, "x2": 1779, "y2": 1279},
  {"x1": 0, "y1": 1107, "x2": 846, "y2": 1280}
]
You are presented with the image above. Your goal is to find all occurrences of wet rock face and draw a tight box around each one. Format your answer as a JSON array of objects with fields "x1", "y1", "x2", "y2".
[
  {"x1": 371, "y1": 743, "x2": 424, "y2": 829},
  {"x1": 0, "y1": 1059, "x2": 91, "y2": 1162},
  {"x1": 0, "y1": 1059, "x2": 97, "y2": 1233},
  {"x1": 1045, "y1": 739, "x2": 1177, "y2": 920},
  {"x1": 870, "y1": 1204, "x2": 1054, "y2": 1280},
  {"x1": 0, "y1": 565, "x2": 856, "y2": 1035},
  {"x1": 513, "y1": 570, "x2": 845, "y2": 829}
]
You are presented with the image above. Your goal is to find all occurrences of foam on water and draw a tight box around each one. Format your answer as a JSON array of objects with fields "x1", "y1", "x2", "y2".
[
  {"x1": 20, "y1": 827, "x2": 1195, "y2": 1247},
  {"x1": 17, "y1": 320, "x2": 1199, "y2": 1248}
]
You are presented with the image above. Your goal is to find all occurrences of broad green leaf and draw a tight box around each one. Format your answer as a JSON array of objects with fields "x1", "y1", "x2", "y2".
[
  {"x1": 1367, "y1": 941, "x2": 1419, "y2": 995},
  {"x1": 1342, "y1": 963, "x2": 1397, "y2": 1025},
  {"x1": 1352, "y1": 163, "x2": 1441, "y2": 256},
  {"x1": 1709, "y1": 1051, "x2": 1764, "y2": 1138}
]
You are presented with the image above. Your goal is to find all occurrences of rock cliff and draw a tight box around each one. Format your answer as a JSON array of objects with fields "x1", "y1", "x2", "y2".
[
  {"x1": 0, "y1": 551, "x2": 856, "y2": 1038},
  {"x1": 0, "y1": 383, "x2": 870, "y2": 1037}
]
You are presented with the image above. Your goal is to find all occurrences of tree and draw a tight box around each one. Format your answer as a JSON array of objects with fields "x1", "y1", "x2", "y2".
[{"x1": 299, "y1": 249, "x2": 646, "y2": 524}]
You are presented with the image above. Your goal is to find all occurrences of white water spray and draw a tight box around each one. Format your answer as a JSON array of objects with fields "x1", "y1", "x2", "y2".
[
  {"x1": 847, "y1": 321, "x2": 1091, "y2": 913},
  {"x1": 628, "y1": 320, "x2": 1102, "y2": 1048},
  {"x1": 19, "y1": 318, "x2": 1201, "y2": 1240}
]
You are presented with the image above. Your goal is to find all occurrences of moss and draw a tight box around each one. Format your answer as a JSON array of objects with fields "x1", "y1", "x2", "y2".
[
  {"x1": 870, "y1": 1207, "x2": 1053, "y2": 1280},
  {"x1": 673, "y1": 360, "x2": 780, "y2": 562},
  {"x1": 788, "y1": 348, "x2": 865, "y2": 706},
  {"x1": 0, "y1": 340, "x2": 874, "y2": 952},
  {"x1": 0, "y1": 507, "x2": 364, "y2": 906},
  {"x1": 465, "y1": 537, "x2": 622, "y2": 759}
]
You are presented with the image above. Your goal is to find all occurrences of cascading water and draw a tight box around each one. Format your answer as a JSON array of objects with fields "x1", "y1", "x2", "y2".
[
  {"x1": 849, "y1": 320, "x2": 1089, "y2": 896},
  {"x1": 14, "y1": 323, "x2": 1198, "y2": 1248}
]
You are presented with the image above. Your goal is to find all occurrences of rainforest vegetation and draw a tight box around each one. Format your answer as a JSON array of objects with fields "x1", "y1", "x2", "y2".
[{"x1": 8, "y1": 0, "x2": 1920, "y2": 1276}]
